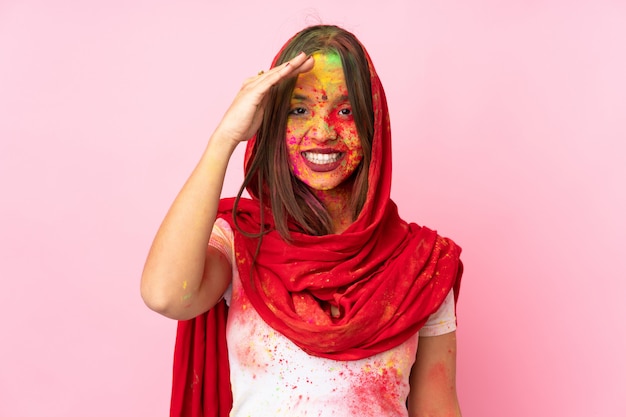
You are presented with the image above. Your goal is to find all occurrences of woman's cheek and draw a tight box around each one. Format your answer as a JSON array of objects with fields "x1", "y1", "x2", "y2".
[
  {"x1": 285, "y1": 130, "x2": 298, "y2": 146},
  {"x1": 330, "y1": 115, "x2": 356, "y2": 139},
  {"x1": 284, "y1": 130, "x2": 302, "y2": 175},
  {"x1": 338, "y1": 125, "x2": 360, "y2": 147}
]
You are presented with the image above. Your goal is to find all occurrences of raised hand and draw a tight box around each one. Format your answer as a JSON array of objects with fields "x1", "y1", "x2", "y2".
[
  {"x1": 141, "y1": 52, "x2": 314, "y2": 320},
  {"x1": 213, "y1": 52, "x2": 315, "y2": 148}
]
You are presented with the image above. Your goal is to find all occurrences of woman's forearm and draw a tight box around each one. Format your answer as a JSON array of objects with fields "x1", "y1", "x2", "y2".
[{"x1": 140, "y1": 133, "x2": 237, "y2": 316}]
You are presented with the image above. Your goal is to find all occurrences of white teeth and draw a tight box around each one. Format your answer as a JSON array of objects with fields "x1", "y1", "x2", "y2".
[{"x1": 303, "y1": 152, "x2": 341, "y2": 164}]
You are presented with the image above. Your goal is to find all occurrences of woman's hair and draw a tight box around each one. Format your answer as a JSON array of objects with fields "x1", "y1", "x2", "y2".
[{"x1": 234, "y1": 25, "x2": 374, "y2": 241}]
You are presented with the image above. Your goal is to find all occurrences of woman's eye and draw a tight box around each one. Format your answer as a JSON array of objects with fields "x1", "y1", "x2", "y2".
[
  {"x1": 338, "y1": 108, "x2": 352, "y2": 116},
  {"x1": 289, "y1": 107, "x2": 307, "y2": 115}
]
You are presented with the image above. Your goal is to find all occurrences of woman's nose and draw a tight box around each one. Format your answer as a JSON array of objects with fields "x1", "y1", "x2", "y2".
[{"x1": 308, "y1": 118, "x2": 337, "y2": 142}]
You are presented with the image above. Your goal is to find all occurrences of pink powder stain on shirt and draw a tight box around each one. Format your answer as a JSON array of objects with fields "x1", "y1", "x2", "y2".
[
  {"x1": 231, "y1": 321, "x2": 270, "y2": 372},
  {"x1": 348, "y1": 364, "x2": 406, "y2": 415},
  {"x1": 328, "y1": 356, "x2": 407, "y2": 416},
  {"x1": 229, "y1": 286, "x2": 274, "y2": 372}
]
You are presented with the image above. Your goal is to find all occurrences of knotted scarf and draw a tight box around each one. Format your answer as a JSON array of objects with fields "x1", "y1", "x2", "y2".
[{"x1": 170, "y1": 28, "x2": 463, "y2": 417}]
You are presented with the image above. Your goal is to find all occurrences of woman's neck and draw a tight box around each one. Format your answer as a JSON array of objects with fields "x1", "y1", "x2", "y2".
[{"x1": 313, "y1": 182, "x2": 354, "y2": 234}]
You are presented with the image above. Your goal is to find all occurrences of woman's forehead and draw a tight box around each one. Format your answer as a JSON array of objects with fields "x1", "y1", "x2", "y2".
[{"x1": 293, "y1": 52, "x2": 346, "y2": 96}]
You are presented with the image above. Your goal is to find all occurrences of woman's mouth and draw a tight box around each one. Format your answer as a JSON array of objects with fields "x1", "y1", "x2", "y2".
[{"x1": 302, "y1": 151, "x2": 344, "y2": 172}]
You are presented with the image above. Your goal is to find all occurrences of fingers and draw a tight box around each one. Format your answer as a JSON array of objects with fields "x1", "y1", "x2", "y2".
[
  {"x1": 252, "y1": 52, "x2": 314, "y2": 87},
  {"x1": 214, "y1": 53, "x2": 315, "y2": 144},
  {"x1": 237, "y1": 52, "x2": 314, "y2": 113},
  {"x1": 276, "y1": 51, "x2": 315, "y2": 77}
]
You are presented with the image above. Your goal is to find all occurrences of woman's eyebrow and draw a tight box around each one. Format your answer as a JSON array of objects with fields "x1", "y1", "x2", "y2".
[
  {"x1": 291, "y1": 93, "x2": 350, "y2": 103},
  {"x1": 291, "y1": 93, "x2": 311, "y2": 102}
]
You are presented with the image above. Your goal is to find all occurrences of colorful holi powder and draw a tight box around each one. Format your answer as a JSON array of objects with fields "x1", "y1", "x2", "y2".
[
  {"x1": 214, "y1": 220, "x2": 442, "y2": 416},
  {"x1": 347, "y1": 358, "x2": 406, "y2": 416},
  {"x1": 285, "y1": 52, "x2": 363, "y2": 196},
  {"x1": 226, "y1": 266, "x2": 420, "y2": 415},
  {"x1": 427, "y1": 361, "x2": 450, "y2": 388}
]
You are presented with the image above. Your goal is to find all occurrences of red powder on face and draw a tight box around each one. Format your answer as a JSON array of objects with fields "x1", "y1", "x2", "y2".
[{"x1": 285, "y1": 53, "x2": 363, "y2": 194}]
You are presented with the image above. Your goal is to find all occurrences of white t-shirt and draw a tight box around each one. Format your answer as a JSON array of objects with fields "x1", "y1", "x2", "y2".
[{"x1": 210, "y1": 218, "x2": 456, "y2": 417}]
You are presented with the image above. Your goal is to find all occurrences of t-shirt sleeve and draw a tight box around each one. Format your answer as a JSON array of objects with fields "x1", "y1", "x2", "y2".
[
  {"x1": 208, "y1": 218, "x2": 235, "y2": 305},
  {"x1": 419, "y1": 289, "x2": 457, "y2": 337},
  {"x1": 209, "y1": 218, "x2": 234, "y2": 260}
]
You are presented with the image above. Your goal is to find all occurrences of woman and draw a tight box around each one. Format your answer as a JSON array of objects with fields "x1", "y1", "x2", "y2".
[{"x1": 141, "y1": 25, "x2": 463, "y2": 417}]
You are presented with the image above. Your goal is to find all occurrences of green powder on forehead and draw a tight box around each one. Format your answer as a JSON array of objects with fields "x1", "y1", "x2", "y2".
[
  {"x1": 310, "y1": 51, "x2": 343, "y2": 73},
  {"x1": 324, "y1": 50, "x2": 342, "y2": 65}
]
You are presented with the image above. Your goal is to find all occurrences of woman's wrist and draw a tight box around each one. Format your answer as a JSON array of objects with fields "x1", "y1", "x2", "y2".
[{"x1": 206, "y1": 130, "x2": 242, "y2": 160}]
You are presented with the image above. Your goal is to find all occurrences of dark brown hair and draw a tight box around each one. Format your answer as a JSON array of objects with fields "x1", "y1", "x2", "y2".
[{"x1": 234, "y1": 25, "x2": 374, "y2": 241}]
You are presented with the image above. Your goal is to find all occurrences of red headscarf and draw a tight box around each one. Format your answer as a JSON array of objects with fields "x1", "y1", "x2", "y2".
[{"x1": 170, "y1": 28, "x2": 462, "y2": 417}]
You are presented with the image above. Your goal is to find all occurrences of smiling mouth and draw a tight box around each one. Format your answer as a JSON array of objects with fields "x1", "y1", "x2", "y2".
[{"x1": 302, "y1": 151, "x2": 343, "y2": 165}]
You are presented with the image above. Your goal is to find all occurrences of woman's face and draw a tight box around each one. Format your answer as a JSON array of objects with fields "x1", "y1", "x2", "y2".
[{"x1": 285, "y1": 52, "x2": 363, "y2": 191}]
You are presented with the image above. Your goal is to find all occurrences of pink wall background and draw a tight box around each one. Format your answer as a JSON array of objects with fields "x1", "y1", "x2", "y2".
[{"x1": 1, "y1": 0, "x2": 624, "y2": 416}]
